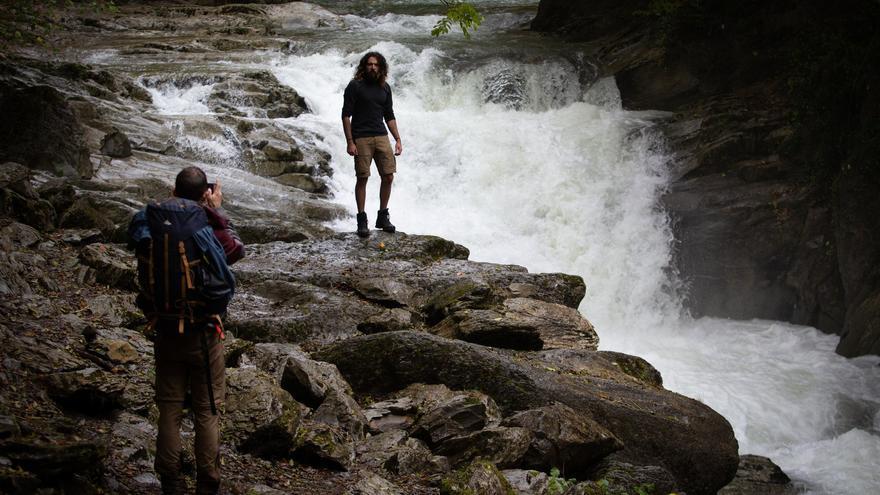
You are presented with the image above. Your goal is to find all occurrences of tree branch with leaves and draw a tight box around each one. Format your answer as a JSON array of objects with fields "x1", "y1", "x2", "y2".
[{"x1": 432, "y1": 0, "x2": 484, "y2": 39}]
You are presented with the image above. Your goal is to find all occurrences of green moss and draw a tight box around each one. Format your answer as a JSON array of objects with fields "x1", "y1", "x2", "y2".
[{"x1": 440, "y1": 460, "x2": 515, "y2": 495}]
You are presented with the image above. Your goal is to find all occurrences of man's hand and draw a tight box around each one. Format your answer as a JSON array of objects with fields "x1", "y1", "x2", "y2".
[
  {"x1": 394, "y1": 140, "x2": 402, "y2": 156},
  {"x1": 204, "y1": 179, "x2": 223, "y2": 208},
  {"x1": 347, "y1": 141, "x2": 358, "y2": 156}
]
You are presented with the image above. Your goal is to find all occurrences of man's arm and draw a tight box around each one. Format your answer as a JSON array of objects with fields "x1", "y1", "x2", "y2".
[
  {"x1": 387, "y1": 119, "x2": 402, "y2": 156},
  {"x1": 204, "y1": 207, "x2": 245, "y2": 265},
  {"x1": 384, "y1": 85, "x2": 402, "y2": 155},
  {"x1": 202, "y1": 180, "x2": 245, "y2": 264},
  {"x1": 342, "y1": 81, "x2": 358, "y2": 156},
  {"x1": 342, "y1": 116, "x2": 357, "y2": 156}
]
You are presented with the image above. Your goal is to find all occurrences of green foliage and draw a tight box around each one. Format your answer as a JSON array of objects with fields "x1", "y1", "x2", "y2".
[
  {"x1": 633, "y1": 0, "x2": 705, "y2": 45},
  {"x1": 547, "y1": 467, "x2": 576, "y2": 495},
  {"x1": 0, "y1": 0, "x2": 116, "y2": 48},
  {"x1": 783, "y1": 3, "x2": 880, "y2": 195},
  {"x1": 432, "y1": 1, "x2": 484, "y2": 39}
]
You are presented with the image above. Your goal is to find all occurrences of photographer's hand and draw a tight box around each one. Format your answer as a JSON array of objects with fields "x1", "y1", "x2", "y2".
[{"x1": 206, "y1": 179, "x2": 223, "y2": 208}]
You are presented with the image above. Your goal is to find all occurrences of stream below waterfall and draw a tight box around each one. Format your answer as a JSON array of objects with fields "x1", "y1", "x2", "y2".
[{"x1": 82, "y1": 1, "x2": 880, "y2": 492}]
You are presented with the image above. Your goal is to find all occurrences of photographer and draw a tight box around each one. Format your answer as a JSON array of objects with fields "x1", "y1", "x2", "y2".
[{"x1": 128, "y1": 166, "x2": 244, "y2": 495}]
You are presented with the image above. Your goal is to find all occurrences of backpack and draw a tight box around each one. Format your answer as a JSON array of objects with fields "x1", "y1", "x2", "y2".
[{"x1": 129, "y1": 198, "x2": 235, "y2": 333}]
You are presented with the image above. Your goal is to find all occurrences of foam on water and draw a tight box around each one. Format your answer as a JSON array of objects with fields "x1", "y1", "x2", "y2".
[{"x1": 144, "y1": 82, "x2": 214, "y2": 115}]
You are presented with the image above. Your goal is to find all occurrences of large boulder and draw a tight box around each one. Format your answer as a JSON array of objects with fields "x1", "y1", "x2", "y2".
[
  {"x1": 40, "y1": 367, "x2": 126, "y2": 416},
  {"x1": 0, "y1": 84, "x2": 92, "y2": 178},
  {"x1": 315, "y1": 331, "x2": 738, "y2": 495},
  {"x1": 440, "y1": 460, "x2": 515, "y2": 495},
  {"x1": 79, "y1": 243, "x2": 137, "y2": 291},
  {"x1": 207, "y1": 70, "x2": 308, "y2": 119},
  {"x1": 223, "y1": 368, "x2": 302, "y2": 458},
  {"x1": 717, "y1": 455, "x2": 797, "y2": 495},
  {"x1": 409, "y1": 390, "x2": 501, "y2": 447},
  {"x1": 432, "y1": 297, "x2": 598, "y2": 351},
  {"x1": 501, "y1": 403, "x2": 623, "y2": 476}
]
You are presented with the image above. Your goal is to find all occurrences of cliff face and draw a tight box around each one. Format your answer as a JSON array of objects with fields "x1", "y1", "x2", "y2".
[{"x1": 533, "y1": 0, "x2": 880, "y2": 357}]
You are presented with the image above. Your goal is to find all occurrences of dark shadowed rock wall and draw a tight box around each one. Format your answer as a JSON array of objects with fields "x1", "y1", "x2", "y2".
[{"x1": 532, "y1": 0, "x2": 880, "y2": 357}]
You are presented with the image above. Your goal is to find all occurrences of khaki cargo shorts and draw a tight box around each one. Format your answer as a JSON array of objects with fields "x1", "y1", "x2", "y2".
[{"x1": 354, "y1": 135, "x2": 397, "y2": 178}]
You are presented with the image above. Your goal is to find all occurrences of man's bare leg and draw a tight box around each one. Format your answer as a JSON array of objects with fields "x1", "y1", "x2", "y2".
[
  {"x1": 376, "y1": 173, "x2": 396, "y2": 233},
  {"x1": 379, "y1": 173, "x2": 393, "y2": 210},
  {"x1": 355, "y1": 177, "x2": 368, "y2": 213}
]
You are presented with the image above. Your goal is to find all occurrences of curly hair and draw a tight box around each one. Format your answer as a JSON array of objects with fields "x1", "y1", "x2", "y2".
[{"x1": 354, "y1": 51, "x2": 389, "y2": 86}]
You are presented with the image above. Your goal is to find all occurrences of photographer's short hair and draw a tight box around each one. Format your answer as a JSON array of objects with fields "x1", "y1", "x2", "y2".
[{"x1": 175, "y1": 166, "x2": 208, "y2": 201}]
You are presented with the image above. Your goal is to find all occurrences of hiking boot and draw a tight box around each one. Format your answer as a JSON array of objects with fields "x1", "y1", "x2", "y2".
[
  {"x1": 160, "y1": 475, "x2": 186, "y2": 495},
  {"x1": 356, "y1": 212, "x2": 370, "y2": 237},
  {"x1": 375, "y1": 208, "x2": 396, "y2": 233}
]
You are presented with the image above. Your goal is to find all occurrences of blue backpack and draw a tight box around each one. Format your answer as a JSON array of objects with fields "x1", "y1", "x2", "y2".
[{"x1": 128, "y1": 198, "x2": 235, "y2": 332}]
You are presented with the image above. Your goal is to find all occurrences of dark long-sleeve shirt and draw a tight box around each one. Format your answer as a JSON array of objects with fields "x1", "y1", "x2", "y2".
[{"x1": 341, "y1": 79, "x2": 395, "y2": 139}]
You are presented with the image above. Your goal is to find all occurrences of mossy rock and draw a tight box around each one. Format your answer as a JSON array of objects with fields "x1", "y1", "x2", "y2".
[{"x1": 440, "y1": 460, "x2": 515, "y2": 495}]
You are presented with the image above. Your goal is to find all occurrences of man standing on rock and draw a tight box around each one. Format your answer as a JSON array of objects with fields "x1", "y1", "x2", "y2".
[
  {"x1": 129, "y1": 166, "x2": 244, "y2": 495},
  {"x1": 342, "y1": 51, "x2": 403, "y2": 237}
]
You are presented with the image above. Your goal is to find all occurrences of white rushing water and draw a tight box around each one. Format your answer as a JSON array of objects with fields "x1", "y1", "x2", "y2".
[{"x1": 136, "y1": 6, "x2": 880, "y2": 493}]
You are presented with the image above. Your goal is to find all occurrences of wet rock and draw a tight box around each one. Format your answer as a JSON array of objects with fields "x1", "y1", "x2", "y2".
[
  {"x1": 356, "y1": 430, "x2": 409, "y2": 469},
  {"x1": 36, "y1": 178, "x2": 77, "y2": 215},
  {"x1": 363, "y1": 397, "x2": 417, "y2": 433},
  {"x1": 294, "y1": 420, "x2": 355, "y2": 470},
  {"x1": 0, "y1": 162, "x2": 37, "y2": 198},
  {"x1": 433, "y1": 297, "x2": 598, "y2": 351},
  {"x1": 315, "y1": 331, "x2": 739, "y2": 495},
  {"x1": 41, "y1": 367, "x2": 126, "y2": 415},
  {"x1": 207, "y1": 71, "x2": 308, "y2": 119},
  {"x1": 534, "y1": 348, "x2": 664, "y2": 389},
  {"x1": 274, "y1": 172, "x2": 327, "y2": 194},
  {"x1": 353, "y1": 278, "x2": 417, "y2": 307},
  {"x1": 501, "y1": 403, "x2": 622, "y2": 476},
  {"x1": 312, "y1": 389, "x2": 368, "y2": 441},
  {"x1": 576, "y1": 458, "x2": 679, "y2": 495},
  {"x1": 502, "y1": 469, "x2": 549, "y2": 495},
  {"x1": 410, "y1": 391, "x2": 502, "y2": 446},
  {"x1": 441, "y1": 460, "x2": 514, "y2": 495},
  {"x1": 718, "y1": 455, "x2": 797, "y2": 495},
  {"x1": 227, "y1": 281, "x2": 374, "y2": 348},
  {"x1": 0, "y1": 324, "x2": 86, "y2": 373},
  {"x1": 86, "y1": 294, "x2": 140, "y2": 328},
  {"x1": 0, "y1": 221, "x2": 42, "y2": 250},
  {"x1": 223, "y1": 335, "x2": 255, "y2": 367},
  {"x1": 0, "y1": 188, "x2": 56, "y2": 232},
  {"x1": 105, "y1": 412, "x2": 158, "y2": 492},
  {"x1": 59, "y1": 194, "x2": 139, "y2": 243},
  {"x1": 434, "y1": 426, "x2": 532, "y2": 469},
  {"x1": 246, "y1": 342, "x2": 353, "y2": 408},
  {"x1": 385, "y1": 437, "x2": 450, "y2": 475},
  {"x1": 346, "y1": 472, "x2": 403, "y2": 495},
  {"x1": 358, "y1": 308, "x2": 415, "y2": 334},
  {"x1": 243, "y1": 485, "x2": 287, "y2": 495},
  {"x1": 262, "y1": 142, "x2": 304, "y2": 162},
  {"x1": 0, "y1": 84, "x2": 93, "y2": 178},
  {"x1": 224, "y1": 367, "x2": 302, "y2": 457},
  {"x1": 267, "y1": 2, "x2": 345, "y2": 30},
  {"x1": 59, "y1": 228, "x2": 103, "y2": 246},
  {"x1": 100, "y1": 129, "x2": 132, "y2": 158},
  {"x1": 79, "y1": 243, "x2": 137, "y2": 291},
  {"x1": 0, "y1": 416, "x2": 20, "y2": 439},
  {"x1": 0, "y1": 251, "x2": 34, "y2": 296},
  {"x1": 0, "y1": 438, "x2": 108, "y2": 479}
]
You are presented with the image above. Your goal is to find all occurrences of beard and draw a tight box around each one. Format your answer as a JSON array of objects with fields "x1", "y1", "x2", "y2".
[{"x1": 364, "y1": 70, "x2": 380, "y2": 83}]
